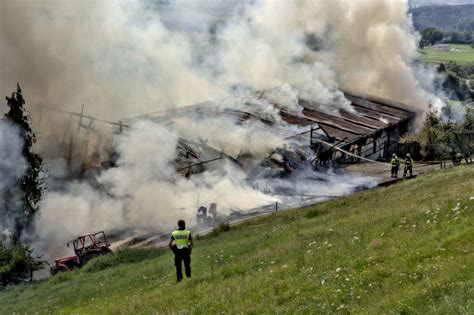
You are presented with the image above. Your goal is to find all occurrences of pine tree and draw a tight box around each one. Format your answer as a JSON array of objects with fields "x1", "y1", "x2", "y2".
[
  {"x1": 0, "y1": 84, "x2": 46, "y2": 286},
  {"x1": 4, "y1": 84, "x2": 44, "y2": 239}
]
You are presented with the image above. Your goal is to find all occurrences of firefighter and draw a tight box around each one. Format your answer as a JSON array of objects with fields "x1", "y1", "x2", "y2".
[
  {"x1": 403, "y1": 153, "x2": 413, "y2": 177},
  {"x1": 456, "y1": 152, "x2": 463, "y2": 165},
  {"x1": 390, "y1": 153, "x2": 400, "y2": 178},
  {"x1": 168, "y1": 219, "x2": 193, "y2": 282}
]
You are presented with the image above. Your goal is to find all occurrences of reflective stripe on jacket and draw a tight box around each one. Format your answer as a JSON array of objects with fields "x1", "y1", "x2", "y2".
[
  {"x1": 172, "y1": 230, "x2": 191, "y2": 249},
  {"x1": 405, "y1": 158, "x2": 413, "y2": 166},
  {"x1": 391, "y1": 158, "x2": 400, "y2": 167}
]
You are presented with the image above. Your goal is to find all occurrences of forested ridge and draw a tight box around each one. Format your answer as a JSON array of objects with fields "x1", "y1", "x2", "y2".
[{"x1": 411, "y1": 4, "x2": 474, "y2": 32}]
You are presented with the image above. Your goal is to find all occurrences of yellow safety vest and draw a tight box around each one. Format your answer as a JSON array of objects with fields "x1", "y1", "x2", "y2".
[
  {"x1": 405, "y1": 158, "x2": 413, "y2": 167},
  {"x1": 391, "y1": 158, "x2": 400, "y2": 167},
  {"x1": 172, "y1": 230, "x2": 191, "y2": 249}
]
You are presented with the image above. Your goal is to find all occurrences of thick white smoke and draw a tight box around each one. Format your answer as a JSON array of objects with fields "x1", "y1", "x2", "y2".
[
  {"x1": 208, "y1": 0, "x2": 435, "y2": 113},
  {"x1": 1, "y1": 0, "x2": 434, "y2": 121},
  {"x1": 34, "y1": 120, "x2": 280, "y2": 258},
  {"x1": 0, "y1": 0, "x2": 224, "y2": 119}
]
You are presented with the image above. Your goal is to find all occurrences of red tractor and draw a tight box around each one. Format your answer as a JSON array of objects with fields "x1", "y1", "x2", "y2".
[{"x1": 51, "y1": 231, "x2": 112, "y2": 275}]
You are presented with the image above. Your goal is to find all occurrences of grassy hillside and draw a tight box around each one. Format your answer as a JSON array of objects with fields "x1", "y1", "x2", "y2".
[
  {"x1": 419, "y1": 44, "x2": 474, "y2": 64},
  {"x1": 411, "y1": 4, "x2": 474, "y2": 32},
  {"x1": 1, "y1": 166, "x2": 473, "y2": 314}
]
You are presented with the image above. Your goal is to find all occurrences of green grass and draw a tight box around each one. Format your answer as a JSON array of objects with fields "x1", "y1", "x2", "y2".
[
  {"x1": 1, "y1": 166, "x2": 474, "y2": 314},
  {"x1": 418, "y1": 44, "x2": 474, "y2": 64}
]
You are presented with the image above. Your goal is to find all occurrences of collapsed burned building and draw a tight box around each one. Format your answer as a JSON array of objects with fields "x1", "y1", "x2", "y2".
[
  {"x1": 32, "y1": 89, "x2": 417, "y2": 249},
  {"x1": 118, "y1": 90, "x2": 416, "y2": 174},
  {"x1": 37, "y1": 88, "x2": 416, "y2": 199}
]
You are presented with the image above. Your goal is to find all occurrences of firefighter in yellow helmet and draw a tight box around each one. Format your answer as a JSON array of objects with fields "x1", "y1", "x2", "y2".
[
  {"x1": 403, "y1": 153, "x2": 413, "y2": 177},
  {"x1": 169, "y1": 219, "x2": 193, "y2": 282},
  {"x1": 390, "y1": 153, "x2": 400, "y2": 178}
]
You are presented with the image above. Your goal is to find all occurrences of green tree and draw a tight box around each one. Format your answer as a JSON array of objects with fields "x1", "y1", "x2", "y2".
[
  {"x1": 3, "y1": 84, "x2": 44, "y2": 239},
  {"x1": 0, "y1": 85, "x2": 46, "y2": 288},
  {"x1": 420, "y1": 27, "x2": 444, "y2": 47},
  {"x1": 442, "y1": 71, "x2": 473, "y2": 101},
  {"x1": 0, "y1": 239, "x2": 45, "y2": 287},
  {"x1": 463, "y1": 32, "x2": 473, "y2": 43},
  {"x1": 450, "y1": 31, "x2": 461, "y2": 43},
  {"x1": 417, "y1": 107, "x2": 473, "y2": 161},
  {"x1": 437, "y1": 63, "x2": 446, "y2": 73},
  {"x1": 418, "y1": 110, "x2": 445, "y2": 159}
]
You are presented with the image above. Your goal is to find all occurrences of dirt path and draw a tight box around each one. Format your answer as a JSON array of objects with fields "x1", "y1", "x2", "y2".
[{"x1": 340, "y1": 161, "x2": 445, "y2": 185}]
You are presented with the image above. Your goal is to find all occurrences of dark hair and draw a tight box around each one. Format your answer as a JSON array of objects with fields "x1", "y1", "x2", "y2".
[{"x1": 177, "y1": 219, "x2": 186, "y2": 228}]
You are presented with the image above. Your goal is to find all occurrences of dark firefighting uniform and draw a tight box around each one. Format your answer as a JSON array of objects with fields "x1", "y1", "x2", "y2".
[
  {"x1": 403, "y1": 157, "x2": 413, "y2": 177},
  {"x1": 391, "y1": 157, "x2": 400, "y2": 178}
]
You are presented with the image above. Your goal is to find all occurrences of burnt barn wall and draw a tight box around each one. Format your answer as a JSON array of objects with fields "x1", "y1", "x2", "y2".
[{"x1": 336, "y1": 121, "x2": 411, "y2": 163}]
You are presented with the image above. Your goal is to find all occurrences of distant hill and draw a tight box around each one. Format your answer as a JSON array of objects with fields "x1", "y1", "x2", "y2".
[{"x1": 411, "y1": 4, "x2": 474, "y2": 32}]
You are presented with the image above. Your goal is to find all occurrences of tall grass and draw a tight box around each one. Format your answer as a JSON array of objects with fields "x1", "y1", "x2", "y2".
[{"x1": 0, "y1": 166, "x2": 473, "y2": 314}]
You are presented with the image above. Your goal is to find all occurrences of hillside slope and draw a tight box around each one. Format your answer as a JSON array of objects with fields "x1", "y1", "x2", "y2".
[
  {"x1": 411, "y1": 4, "x2": 474, "y2": 32},
  {"x1": 0, "y1": 166, "x2": 473, "y2": 314}
]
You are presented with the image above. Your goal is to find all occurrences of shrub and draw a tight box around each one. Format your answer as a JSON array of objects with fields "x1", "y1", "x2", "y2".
[
  {"x1": 82, "y1": 247, "x2": 165, "y2": 273},
  {"x1": 305, "y1": 209, "x2": 329, "y2": 219},
  {"x1": 0, "y1": 240, "x2": 45, "y2": 287},
  {"x1": 208, "y1": 223, "x2": 231, "y2": 238}
]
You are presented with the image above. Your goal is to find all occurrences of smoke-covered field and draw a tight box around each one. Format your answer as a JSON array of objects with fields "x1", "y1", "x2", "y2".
[{"x1": 0, "y1": 0, "x2": 448, "y2": 260}]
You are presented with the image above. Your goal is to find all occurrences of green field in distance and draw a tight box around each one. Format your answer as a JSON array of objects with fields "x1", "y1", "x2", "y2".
[{"x1": 418, "y1": 44, "x2": 474, "y2": 64}]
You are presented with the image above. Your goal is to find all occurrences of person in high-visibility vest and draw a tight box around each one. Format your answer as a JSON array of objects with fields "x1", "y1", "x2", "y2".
[
  {"x1": 391, "y1": 153, "x2": 400, "y2": 178},
  {"x1": 169, "y1": 219, "x2": 193, "y2": 282},
  {"x1": 403, "y1": 153, "x2": 413, "y2": 177}
]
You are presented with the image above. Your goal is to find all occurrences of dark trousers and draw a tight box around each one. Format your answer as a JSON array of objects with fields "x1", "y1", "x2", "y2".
[
  {"x1": 404, "y1": 166, "x2": 412, "y2": 177},
  {"x1": 391, "y1": 166, "x2": 399, "y2": 177},
  {"x1": 174, "y1": 248, "x2": 191, "y2": 281}
]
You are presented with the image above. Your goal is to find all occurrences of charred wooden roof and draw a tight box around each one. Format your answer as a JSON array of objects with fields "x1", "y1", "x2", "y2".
[
  {"x1": 295, "y1": 93, "x2": 415, "y2": 143},
  {"x1": 126, "y1": 91, "x2": 415, "y2": 145}
]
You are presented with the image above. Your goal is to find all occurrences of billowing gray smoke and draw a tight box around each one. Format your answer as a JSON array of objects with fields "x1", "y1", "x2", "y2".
[
  {"x1": 33, "y1": 120, "x2": 282, "y2": 258},
  {"x1": 0, "y1": 120, "x2": 27, "y2": 240},
  {"x1": 33, "y1": 119, "x2": 376, "y2": 260},
  {"x1": 0, "y1": 0, "x2": 436, "y2": 121}
]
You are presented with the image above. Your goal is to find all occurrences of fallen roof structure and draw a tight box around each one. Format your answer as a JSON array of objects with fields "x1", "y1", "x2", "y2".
[{"x1": 124, "y1": 90, "x2": 416, "y2": 165}]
